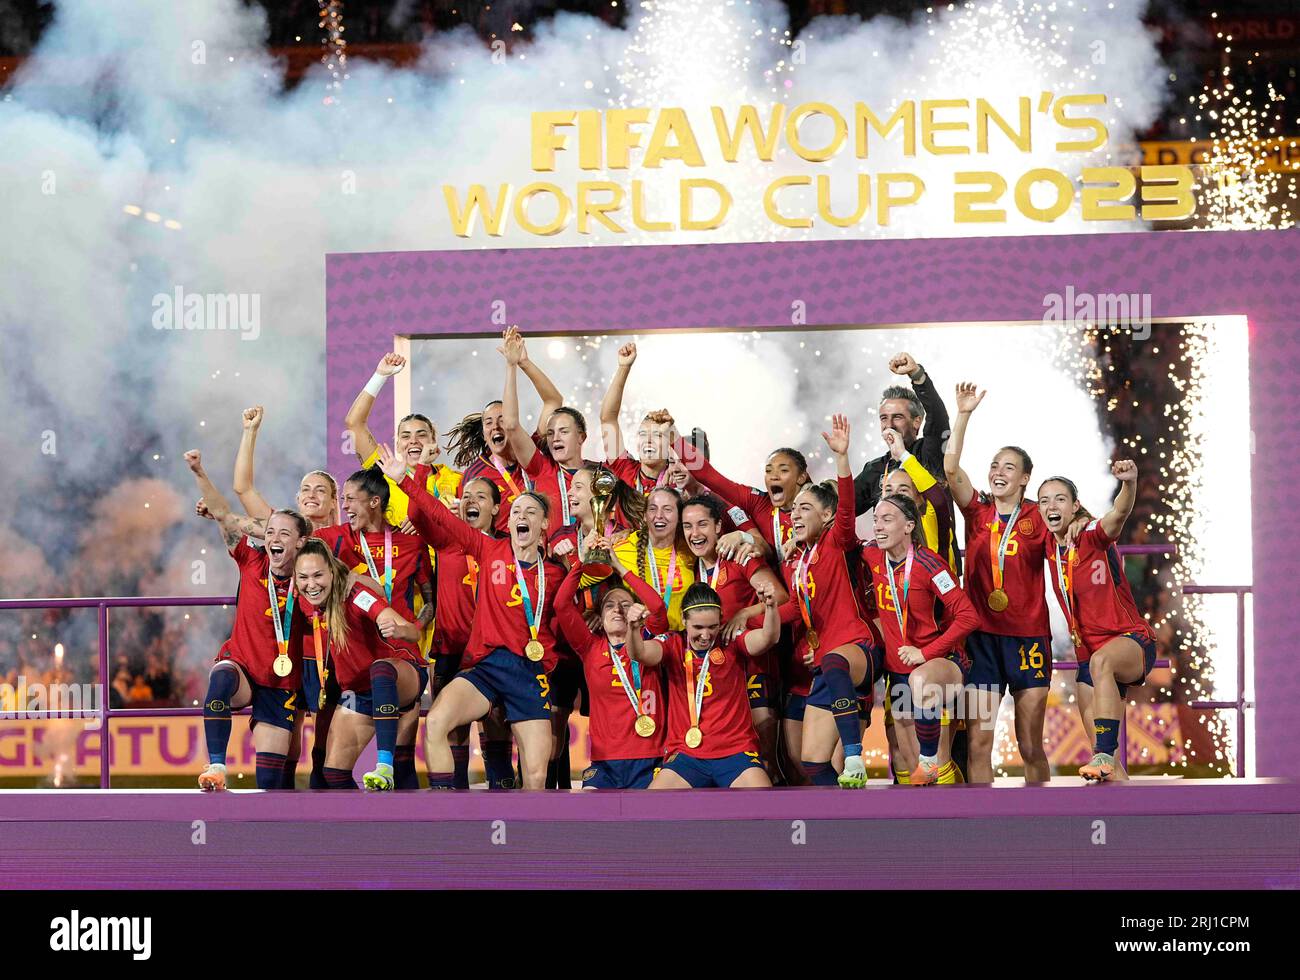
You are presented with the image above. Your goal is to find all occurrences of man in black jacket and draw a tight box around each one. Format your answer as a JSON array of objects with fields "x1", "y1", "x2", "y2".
[{"x1": 853, "y1": 351, "x2": 952, "y2": 517}]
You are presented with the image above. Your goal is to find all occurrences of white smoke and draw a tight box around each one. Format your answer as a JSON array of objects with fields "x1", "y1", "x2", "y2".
[{"x1": 0, "y1": 0, "x2": 1168, "y2": 614}]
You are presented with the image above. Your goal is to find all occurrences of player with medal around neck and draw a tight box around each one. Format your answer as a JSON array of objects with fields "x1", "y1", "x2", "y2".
[
  {"x1": 1039, "y1": 460, "x2": 1155, "y2": 784},
  {"x1": 783, "y1": 415, "x2": 882, "y2": 789},
  {"x1": 944, "y1": 381, "x2": 1055, "y2": 786},
  {"x1": 625, "y1": 579, "x2": 782, "y2": 789},
  {"x1": 549, "y1": 463, "x2": 644, "y2": 568},
  {"x1": 293, "y1": 539, "x2": 424, "y2": 791},
  {"x1": 186, "y1": 450, "x2": 310, "y2": 792},
  {"x1": 682, "y1": 494, "x2": 789, "y2": 782},
  {"x1": 552, "y1": 527, "x2": 673, "y2": 790},
  {"x1": 381, "y1": 443, "x2": 563, "y2": 791}
]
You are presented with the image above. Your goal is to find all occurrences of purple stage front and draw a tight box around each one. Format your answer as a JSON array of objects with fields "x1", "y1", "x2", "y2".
[{"x1": 3, "y1": 781, "x2": 1296, "y2": 889}]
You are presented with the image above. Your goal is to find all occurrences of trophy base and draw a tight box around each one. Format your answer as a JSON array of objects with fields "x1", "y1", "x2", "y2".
[{"x1": 583, "y1": 557, "x2": 614, "y2": 579}]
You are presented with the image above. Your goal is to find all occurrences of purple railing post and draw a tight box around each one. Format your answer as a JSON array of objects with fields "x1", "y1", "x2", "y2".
[
  {"x1": 1236, "y1": 589, "x2": 1246, "y2": 778},
  {"x1": 98, "y1": 602, "x2": 110, "y2": 789}
]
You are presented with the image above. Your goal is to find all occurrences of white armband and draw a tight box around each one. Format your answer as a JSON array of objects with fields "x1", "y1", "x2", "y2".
[{"x1": 363, "y1": 371, "x2": 388, "y2": 398}]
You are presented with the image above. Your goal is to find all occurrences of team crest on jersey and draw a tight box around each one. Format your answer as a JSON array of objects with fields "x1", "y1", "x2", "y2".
[
  {"x1": 710, "y1": 649, "x2": 725, "y2": 665},
  {"x1": 1018, "y1": 519, "x2": 1034, "y2": 534},
  {"x1": 582, "y1": 768, "x2": 597, "y2": 782}
]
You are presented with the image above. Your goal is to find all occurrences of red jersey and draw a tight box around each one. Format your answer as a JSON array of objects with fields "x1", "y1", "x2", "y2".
[
  {"x1": 463, "y1": 453, "x2": 532, "y2": 534},
  {"x1": 673, "y1": 438, "x2": 795, "y2": 561},
  {"x1": 1045, "y1": 520, "x2": 1154, "y2": 661},
  {"x1": 400, "y1": 472, "x2": 566, "y2": 672},
  {"x1": 777, "y1": 475, "x2": 872, "y2": 670},
  {"x1": 218, "y1": 537, "x2": 304, "y2": 690},
  {"x1": 958, "y1": 494, "x2": 1051, "y2": 637},
  {"x1": 655, "y1": 632, "x2": 758, "y2": 758},
  {"x1": 609, "y1": 451, "x2": 668, "y2": 495},
  {"x1": 300, "y1": 581, "x2": 420, "y2": 692},
  {"x1": 523, "y1": 450, "x2": 574, "y2": 536},
  {"x1": 863, "y1": 542, "x2": 979, "y2": 675},
  {"x1": 554, "y1": 565, "x2": 667, "y2": 760},
  {"x1": 428, "y1": 541, "x2": 488, "y2": 658},
  {"x1": 696, "y1": 553, "x2": 772, "y2": 675},
  {"x1": 313, "y1": 522, "x2": 431, "y2": 627}
]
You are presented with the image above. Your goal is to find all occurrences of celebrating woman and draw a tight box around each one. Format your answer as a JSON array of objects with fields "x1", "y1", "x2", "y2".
[
  {"x1": 864, "y1": 493, "x2": 980, "y2": 786},
  {"x1": 293, "y1": 539, "x2": 425, "y2": 791},
  {"x1": 553, "y1": 532, "x2": 670, "y2": 789},
  {"x1": 1039, "y1": 461, "x2": 1156, "y2": 783},
  {"x1": 187, "y1": 450, "x2": 309, "y2": 791},
  {"x1": 681, "y1": 494, "x2": 788, "y2": 780},
  {"x1": 778, "y1": 416, "x2": 882, "y2": 789},
  {"x1": 626, "y1": 580, "x2": 780, "y2": 789},
  {"x1": 599, "y1": 342, "x2": 679, "y2": 494},
  {"x1": 380, "y1": 445, "x2": 565, "y2": 790},
  {"x1": 944, "y1": 382, "x2": 1053, "y2": 784}
]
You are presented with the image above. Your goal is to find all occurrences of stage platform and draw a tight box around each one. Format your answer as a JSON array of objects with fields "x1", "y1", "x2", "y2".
[{"x1": 2, "y1": 780, "x2": 1297, "y2": 889}]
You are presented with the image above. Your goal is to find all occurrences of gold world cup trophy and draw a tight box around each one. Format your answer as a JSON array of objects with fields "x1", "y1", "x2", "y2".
[{"x1": 583, "y1": 468, "x2": 618, "y2": 578}]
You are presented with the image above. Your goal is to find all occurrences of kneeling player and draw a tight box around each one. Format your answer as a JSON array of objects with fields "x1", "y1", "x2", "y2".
[
  {"x1": 294, "y1": 540, "x2": 426, "y2": 790},
  {"x1": 627, "y1": 582, "x2": 780, "y2": 789}
]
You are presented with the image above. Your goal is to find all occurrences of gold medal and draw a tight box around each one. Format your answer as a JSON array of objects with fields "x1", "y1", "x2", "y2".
[
  {"x1": 987, "y1": 589, "x2": 1009, "y2": 612},
  {"x1": 685, "y1": 726, "x2": 703, "y2": 749},
  {"x1": 805, "y1": 628, "x2": 820, "y2": 650},
  {"x1": 710, "y1": 648, "x2": 725, "y2": 666},
  {"x1": 635, "y1": 714, "x2": 656, "y2": 738},
  {"x1": 525, "y1": 639, "x2": 545, "y2": 662},
  {"x1": 1070, "y1": 629, "x2": 1083, "y2": 649},
  {"x1": 318, "y1": 689, "x2": 327, "y2": 711},
  {"x1": 273, "y1": 654, "x2": 293, "y2": 678}
]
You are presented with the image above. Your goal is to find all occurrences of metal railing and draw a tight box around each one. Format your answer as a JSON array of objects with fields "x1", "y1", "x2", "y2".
[
  {"x1": 0, "y1": 544, "x2": 1254, "y2": 784},
  {"x1": 0, "y1": 595, "x2": 236, "y2": 787}
]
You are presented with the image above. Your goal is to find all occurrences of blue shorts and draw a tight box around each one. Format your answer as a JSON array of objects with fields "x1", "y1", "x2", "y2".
[
  {"x1": 339, "y1": 665, "x2": 428, "y2": 717},
  {"x1": 806, "y1": 642, "x2": 884, "y2": 719},
  {"x1": 660, "y1": 749, "x2": 764, "y2": 788},
  {"x1": 784, "y1": 692, "x2": 807, "y2": 722},
  {"x1": 249, "y1": 684, "x2": 300, "y2": 732},
  {"x1": 581, "y1": 757, "x2": 659, "y2": 790},
  {"x1": 885, "y1": 650, "x2": 971, "y2": 717},
  {"x1": 966, "y1": 631, "x2": 1052, "y2": 694},
  {"x1": 1077, "y1": 632, "x2": 1157, "y2": 698},
  {"x1": 746, "y1": 669, "x2": 772, "y2": 709},
  {"x1": 301, "y1": 659, "x2": 323, "y2": 716},
  {"x1": 459, "y1": 648, "x2": 552, "y2": 723}
]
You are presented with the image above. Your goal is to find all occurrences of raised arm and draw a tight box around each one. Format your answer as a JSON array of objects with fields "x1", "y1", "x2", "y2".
[
  {"x1": 186, "y1": 450, "x2": 250, "y2": 550},
  {"x1": 943, "y1": 382, "x2": 985, "y2": 510},
  {"x1": 553, "y1": 564, "x2": 598, "y2": 652},
  {"x1": 624, "y1": 603, "x2": 664, "y2": 667},
  {"x1": 232, "y1": 405, "x2": 275, "y2": 521},
  {"x1": 671, "y1": 436, "x2": 765, "y2": 525},
  {"x1": 380, "y1": 446, "x2": 483, "y2": 557},
  {"x1": 514, "y1": 328, "x2": 563, "y2": 438},
  {"x1": 741, "y1": 579, "x2": 782, "y2": 658},
  {"x1": 908, "y1": 360, "x2": 951, "y2": 478},
  {"x1": 499, "y1": 329, "x2": 539, "y2": 469},
  {"x1": 344, "y1": 352, "x2": 407, "y2": 465},
  {"x1": 895, "y1": 434, "x2": 937, "y2": 494},
  {"x1": 1099, "y1": 459, "x2": 1138, "y2": 540},
  {"x1": 822, "y1": 414, "x2": 860, "y2": 550},
  {"x1": 599, "y1": 342, "x2": 636, "y2": 461}
]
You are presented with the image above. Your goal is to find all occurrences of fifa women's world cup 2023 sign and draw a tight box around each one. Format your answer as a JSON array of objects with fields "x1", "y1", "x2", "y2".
[{"x1": 440, "y1": 97, "x2": 1197, "y2": 238}]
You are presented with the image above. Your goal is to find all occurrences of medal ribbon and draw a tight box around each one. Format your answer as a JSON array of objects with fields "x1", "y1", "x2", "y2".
[
  {"x1": 267, "y1": 569, "x2": 294, "y2": 658},
  {"x1": 647, "y1": 544, "x2": 679, "y2": 609},
  {"x1": 697, "y1": 558, "x2": 720, "y2": 590},
  {"x1": 559, "y1": 467, "x2": 574, "y2": 527},
  {"x1": 988, "y1": 501, "x2": 1022, "y2": 594},
  {"x1": 607, "y1": 643, "x2": 646, "y2": 723},
  {"x1": 1053, "y1": 541, "x2": 1081, "y2": 642},
  {"x1": 311, "y1": 613, "x2": 329, "y2": 705},
  {"x1": 490, "y1": 454, "x2": 531, "y2": 500},
  {"x1": 795, "y1": 538, "x2": 820, "y2": 634},
  {"x1": 885, "y1": 544, "x2": 915, "y2": 646},
  {"x1": 684, "y1": 647, "x2": 713, "y2": 737},
  {"x1": 772, "y1": 508, "x2": 787, "y2": 562},
  {"x1": 514, "y1": 554, "x2": 546, "y2": 647},
  {"x1": 357, "y1": 525, "x2": 394, "y2": 603}
]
